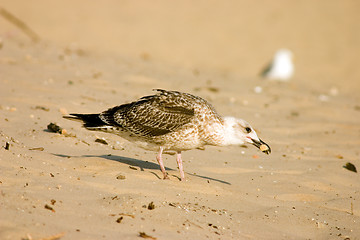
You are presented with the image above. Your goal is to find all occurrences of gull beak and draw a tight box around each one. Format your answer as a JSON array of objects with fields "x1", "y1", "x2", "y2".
[{"x1": 251, "y1": 138, "x2": 271, "y2": 154}]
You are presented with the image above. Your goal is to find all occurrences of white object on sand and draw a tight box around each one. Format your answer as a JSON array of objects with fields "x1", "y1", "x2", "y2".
[
  {"x1": 261, "y1": 49, "x2": 294, "y2": 81},
  {"x1": 64, "y1": 89, "x2": 271, "y2": 181}
]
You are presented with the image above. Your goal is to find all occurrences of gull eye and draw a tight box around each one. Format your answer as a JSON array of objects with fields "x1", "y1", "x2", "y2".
[{"x1": 245, "y1": 127, "x2": 252, "y2": 133}]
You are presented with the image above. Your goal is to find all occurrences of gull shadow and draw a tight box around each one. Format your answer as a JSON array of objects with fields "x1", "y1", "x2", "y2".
[{"x1": 53, "y1": 153, "x2": 231, "y2": 185}]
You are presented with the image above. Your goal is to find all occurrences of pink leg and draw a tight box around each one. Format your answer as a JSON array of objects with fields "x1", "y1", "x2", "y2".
[
  {"x1": 156, "y1": 146, "x2": 168, "y2": 179},
  {"x1": 176, "y1": 151, "x2": 185, "y2": 181}
]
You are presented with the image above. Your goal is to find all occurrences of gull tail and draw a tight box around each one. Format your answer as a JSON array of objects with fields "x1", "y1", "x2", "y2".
[{"x1": 63, "y1": 113, "x2": 108, "y2": 129}]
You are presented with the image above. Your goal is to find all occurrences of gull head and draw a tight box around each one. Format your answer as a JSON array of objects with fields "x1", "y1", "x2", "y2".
[{"x1": 222, "y1": 117, "x2": 271, "y2": 154}]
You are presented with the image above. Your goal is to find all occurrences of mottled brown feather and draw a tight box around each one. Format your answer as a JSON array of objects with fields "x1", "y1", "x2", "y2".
[{"x1": 99, "y1": 90, "x2": 200, "y2": 138}]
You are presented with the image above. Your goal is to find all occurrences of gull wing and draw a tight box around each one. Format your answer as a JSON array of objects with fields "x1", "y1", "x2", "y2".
[{"x1": 100, "y1": 90, "x2": 195, "y2": 137}]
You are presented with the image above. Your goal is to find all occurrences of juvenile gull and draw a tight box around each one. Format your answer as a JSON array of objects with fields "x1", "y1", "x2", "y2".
[{"x1": 64, "y1": 89, "x2": 271, "y2": 181}]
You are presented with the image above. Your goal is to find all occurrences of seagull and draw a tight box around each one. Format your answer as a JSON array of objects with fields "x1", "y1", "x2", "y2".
[
  {"x1": 64, "y1": 89, "x2": 271, "y2": 181},
  {"x1": 261, "y1": 49, "x2": 294, "y2": 81}
]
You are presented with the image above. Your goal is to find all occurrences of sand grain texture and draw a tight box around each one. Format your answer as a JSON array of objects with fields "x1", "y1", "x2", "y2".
[{"x1": 0, "y1": 1, "x2": 360, "y2": 239}]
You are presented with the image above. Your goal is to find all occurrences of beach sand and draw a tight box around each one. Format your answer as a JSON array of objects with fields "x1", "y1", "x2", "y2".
[{"x1": 1, "y1": 1, "x2": 360, "y2": 239}]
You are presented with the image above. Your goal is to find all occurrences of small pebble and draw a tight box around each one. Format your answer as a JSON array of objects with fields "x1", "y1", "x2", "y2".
[
  {"x1": 254, "y1": 86, "x2": 263, "y2": 94},
  {"x1": 116, "y1": 174, "x2": 126, "y2": 180},
  {"x1": 47, "y1": 123, "x2": 63, "y2": 134},
  {"x1": 116, "y1": 216, "x2": 123, "y2": 223},
  {"x1": 343, "y1": 162, "x2": 357, "y2": 173},
  {"x1": 147, "y1": 201, "x2": 155, "y2": 210}
]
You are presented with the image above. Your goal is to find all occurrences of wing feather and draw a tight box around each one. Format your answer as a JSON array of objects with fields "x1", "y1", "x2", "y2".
[{"x1": 100, "y1": 90, "x2": 196, "y2": 137}]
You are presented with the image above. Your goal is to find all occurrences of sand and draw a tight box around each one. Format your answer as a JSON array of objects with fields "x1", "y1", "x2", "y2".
[{"x1": 0, "y1": 1, "x2": 360, "y2": 239}]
